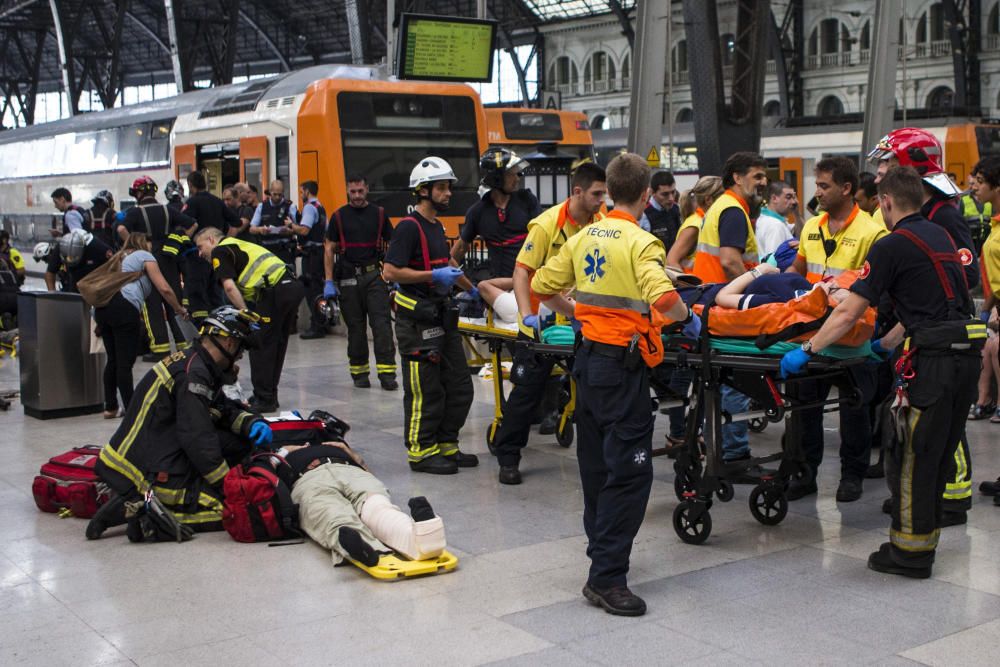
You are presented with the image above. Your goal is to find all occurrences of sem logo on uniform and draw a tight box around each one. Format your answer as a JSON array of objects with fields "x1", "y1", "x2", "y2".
[{"x1": 584, "y1": 247, "x2": 606, "y2": 283}]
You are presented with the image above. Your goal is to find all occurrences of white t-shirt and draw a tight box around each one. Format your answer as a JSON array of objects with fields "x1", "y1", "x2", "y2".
[{"x1": 755, "y1": 211, "x2": 793, "y2": 259}]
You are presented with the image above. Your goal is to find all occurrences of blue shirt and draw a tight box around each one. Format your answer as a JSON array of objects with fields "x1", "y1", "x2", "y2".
[
  {"x1": 299, "y1": 199, "x2": 320, "y2": 229},
  {"x1": 737, "y1": 273, "x2": 812, "y2": 309}
]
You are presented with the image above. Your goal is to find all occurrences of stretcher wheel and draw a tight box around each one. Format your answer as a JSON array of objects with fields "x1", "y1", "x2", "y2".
[
  {"x1": 716, "y1": 480, "x2": 735, "y2": 502},
  {"x1": 748, "y1": 485, "x2": 788, "y2": 526},
  {"x1": 486, "y1": 421, "x2": 500, "y2": 455},
  {"x1": 555, "y1": 420, "x2": 574, "y2": 448},
  {"x1": 673, "y1": 501, "x2": 712, "y2": 545},
  {"x1": 748, "y1": 417, "x2": 767, "y2": 433}
]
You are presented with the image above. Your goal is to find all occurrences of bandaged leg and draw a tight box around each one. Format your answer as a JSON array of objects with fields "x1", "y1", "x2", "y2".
[{"x1": 360, "y1": 493, "x2": 446, "y2": 561}]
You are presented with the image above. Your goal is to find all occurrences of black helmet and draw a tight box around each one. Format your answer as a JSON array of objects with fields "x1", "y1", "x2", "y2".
[
  {"x1": 91, "y1": 190, "x2": 114, "y2": 207},
  {"x1": 164, "y1": 180, "x2": 183, "y2": 200},
  {"x1": 479, "y1": 148, "x2": 528, "y2": 191},
  {"x1": 313, "y1": 294, "x2": 340, "y2": 327},
  {"x1": 199, "y1": 306, "x2": 261, "y2": 349}
]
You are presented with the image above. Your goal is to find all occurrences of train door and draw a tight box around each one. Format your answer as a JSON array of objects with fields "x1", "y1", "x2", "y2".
[
  {"x1": 196, "y1": 142, "x2": 240, "y2": 197},
  {"x1": 239, "y1": 137, "x2": 268, "y2": 197}
]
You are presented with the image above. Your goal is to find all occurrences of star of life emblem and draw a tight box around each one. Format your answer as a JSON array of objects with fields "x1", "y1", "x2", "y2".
[{"x1": 633, "y1": 450, "x2": 648, "y2": 465}]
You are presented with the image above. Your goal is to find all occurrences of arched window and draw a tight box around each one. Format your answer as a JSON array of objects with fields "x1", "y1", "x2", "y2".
[
  {"x1": 763, "y1": 100, "x2": 782, "y2": 117},
  {"x1": 621, "y1": 53, "x2": 630, "y2": 87},
  {"x1": 672, "y1": 40, "x2": 688, "y2": 73},
  {"x1": 591, "y1": 114, "x2": 609, "y2": 130},
  {"x1": 675, "y1": 108, "x2": 693, "y2": 123},
  {"x1": 548, "y1": 56, "x2": 579, "y2": 95},
  {"x1": 808, "y1": 27, "x2": 819, "y2": 56},
  {"x1": 583, "y1": 51, "x2": 615, "y2": 93},
  {"x1": 860, "y1": 21, "x2": 871, "y2": 50},
  {"x1": 990, "y1": 3, "x2": 1000, "y2": 35},
  {"x1": 817, "y1": 95, "x2": 844, "y2": 116},
  {"x1": 927, "y1": 86, "x2": 955, "y2": 109},
  {"x1": 808, "y1": 18, "x2": 850, "y2": 67}
]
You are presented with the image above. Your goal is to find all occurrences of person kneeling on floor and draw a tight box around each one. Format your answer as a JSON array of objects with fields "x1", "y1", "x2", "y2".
[
  {"x1": 277, "y1": 439, "x2": 446, "y2": 566},
  {"x1": 87, "y1": 306, "x2": 274, "y2": 542}
]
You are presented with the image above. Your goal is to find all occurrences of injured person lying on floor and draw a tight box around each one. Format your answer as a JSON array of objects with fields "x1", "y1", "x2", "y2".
[{"x1": 279, "y1": 440, "x2": 446, "y2": 566}]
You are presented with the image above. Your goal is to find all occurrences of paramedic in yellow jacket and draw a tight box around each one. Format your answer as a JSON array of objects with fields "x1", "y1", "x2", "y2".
[
  {"x1": 493, "y1": 162, "x2": 607, "y2": 486},
  {"x1": 692, "y1": 152, "x2": 768, "y2": 463},
  {"x1": 692, "y1": 152, "x2": 767, "y2": 283},
  {"x1": 531, "y1": 153, "x2": 697, "y2": 618},
  {"x1": 787, "y1": 156, "x2": 888, "y2": 504}
]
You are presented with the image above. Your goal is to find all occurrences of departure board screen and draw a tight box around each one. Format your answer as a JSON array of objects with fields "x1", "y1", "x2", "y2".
[{"x1": 396, "y1": 14, "x2": 497, "y2": 83}]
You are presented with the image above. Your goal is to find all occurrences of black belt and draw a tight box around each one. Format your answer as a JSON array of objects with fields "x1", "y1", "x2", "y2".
[
  {"x1": 346, "y1": 263, "x2": 379, "y2": 276},
  {"x1": 582, "y1": 338, "x2": 626, "y2": 360}
]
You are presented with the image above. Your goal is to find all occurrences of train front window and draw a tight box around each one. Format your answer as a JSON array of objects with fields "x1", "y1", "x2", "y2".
[
  {"x1": 338, "y1": 92, "x2": 480, "y2": 218},
  {"x1": 501, "y1": 112, "x2": 563, "y2": 141}
]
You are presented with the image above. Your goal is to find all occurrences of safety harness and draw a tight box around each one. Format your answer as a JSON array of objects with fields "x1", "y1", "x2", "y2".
[{"x1": 333, "y1": 206, "x2": 386, "y2": 274}]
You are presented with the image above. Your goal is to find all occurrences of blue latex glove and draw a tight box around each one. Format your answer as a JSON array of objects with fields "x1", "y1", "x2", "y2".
[
  {"x1": 323, "y1": 279, "x2": 339, "y2": 299},
  {"x1": 681, "y1": 312, "x2": 702, "y2": 339},
  {"x1": 779, "y1": 347, "x2": 811, "y2": 378},
  {"x1": 248, "y1": 421, "x2": 273, "y2": 448},
  {"x1": 431, "y1": 266, "x2": 464, "y2": 287},
  {"x1": 870, "y1": 338, "x2": 890, "y2": 358},
  {"x1": 115, "y1": 210, "x2": 126, "y2": 222},
  {"x1": 465, "y1": 287, "x2": 480, "y2": 301},
  {"x1": 981, "y1": 310, "x2": 992, "y2": 323},
  {"x1": 522, "y1": 314, "x2": 539, "y2": 330}
]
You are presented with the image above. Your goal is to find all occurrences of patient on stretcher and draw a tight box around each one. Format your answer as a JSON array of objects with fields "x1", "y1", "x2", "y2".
[
  {"x1": 713, "y1": 264, "x2": 851, "y2": 310},
  {"x1": 277, "y1": 440, "x2": 446, "y2": 567}
]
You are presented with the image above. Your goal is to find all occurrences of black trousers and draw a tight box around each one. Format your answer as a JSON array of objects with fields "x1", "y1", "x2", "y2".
[
  {"x1": 182, "y1": 255, "x2": 220, "y2": 323},
  {"x1": 395, "y1": 316, "x2": 472, "y2": 462},
  {"x1": 886, "y1": 351, "x2": 979, "y2": 568},
  {"x1": 142, "y1": 255, "x2": 185, "y2": 354},
  {"x1": 494, "y1": 334, "x2": 558, "y2": 467},
  {"x1": 95, "y1": 294, "x2": 141, "y2": 411},
  {"x1": 248, "y1": 278, "x2": 305, "y2": 404},
  {"x1": 339, "y1": 269, "x2": 397, "y2": 378},
  {"x1": 573, "y1": 344, "x2": 653, "y2": 589},
  {"x1": 798, "y1": 362, "x2": 878, "y2": 482},
  {"x1": 300, "y1": 249, "x2": 325, "y2": 331}
]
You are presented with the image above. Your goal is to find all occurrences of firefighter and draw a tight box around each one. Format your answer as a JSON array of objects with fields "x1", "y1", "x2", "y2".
[
  {"x1": 164, "y1": 180, "x2": 185, "y2": 212},
  {"x1": 780, "y1": 166, "x2": 984, "y2": 578},
  {"x1": 786, "y1": 156, "x2": 887, "y2": 503},
  {"x1": 381, "y1": 157, "x2": 477, "y2": 475},
  {"x1": 116, "y1": 176, "x2": 197, "y2": 358},
  {"x1": 249, "y1": 180, "x2": 298, "y2": 269},
  {"x1": 89, "y1": 190, "x2": 118, "y2": 250},
  {"x1": 44, "y1": 229, "x2": 112, "y2": 293},
  {"x1": 194, "y1": 227, "x2": 305, "y2": 414},
  {"x1": 289, "y1": 180, "x2": 328, "y2": 340},
  {"x1": 451, "y1": 149, "x2": 540, "y2": 280},
  {"x1": 323, "y1": 175, "x2": 397, "y2": 388},
  {"x1": 531, "y1": 153, "x2": 698, "y2": 615},
  {"x1": 492, "y1": 162, "x2": 607, "y2": 485},
  {"x1": 868, "y1": 128, "x2": 978, "y2": 523},
  {"x1": 692, "y1": 152, "x2": 768, "y2": 463},
  {"x1": 88, "y1": 306, "x2": 273, "y2": 541}
]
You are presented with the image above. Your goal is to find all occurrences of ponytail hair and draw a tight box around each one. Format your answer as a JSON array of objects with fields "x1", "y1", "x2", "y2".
[{"x1": 680, "y1": 176, "x2": 725, "y2": 219}]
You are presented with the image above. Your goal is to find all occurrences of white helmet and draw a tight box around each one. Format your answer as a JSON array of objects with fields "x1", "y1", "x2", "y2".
[
  {"x1": 409, "y1": 156, "x2": 458, "y2": 192},
  {"x1": 32, "y1": 242, "x2": 51, "y2": 263},
  {"x1": 58, "y1": 229, "x2": 93, "y2": 267}
]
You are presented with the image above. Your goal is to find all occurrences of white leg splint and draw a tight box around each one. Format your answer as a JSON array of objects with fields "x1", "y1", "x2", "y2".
[{"x1": 360, "y1": 494, "x2": 446, "y2": 561}]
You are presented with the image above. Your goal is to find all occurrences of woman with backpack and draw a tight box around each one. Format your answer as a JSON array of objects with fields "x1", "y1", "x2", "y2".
[{"x1": 95, "y1": 232, "x2": 188, "y2": 418}]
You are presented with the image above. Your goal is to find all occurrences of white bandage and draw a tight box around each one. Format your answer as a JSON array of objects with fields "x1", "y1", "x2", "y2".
[
  {"x1": 359, "y1": 494, "x2": 446, "y2": 561},
  {"x1": 492, "y1": 291, "x2": 519, "y2": 324}
]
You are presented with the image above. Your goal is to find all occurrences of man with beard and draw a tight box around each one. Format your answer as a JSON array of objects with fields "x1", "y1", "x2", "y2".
[
  {"x1": 382, "y1": 157, "x2": 477, "y2": 475},
  {"x1": 692, "y1": 152, "x2": 768, "y2": 463}
]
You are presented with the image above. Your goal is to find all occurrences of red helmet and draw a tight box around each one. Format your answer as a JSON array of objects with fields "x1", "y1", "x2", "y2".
[
  {"x1": 129, "y1": 175, "x2": 158, "y2": 198},
  {"x1": 867, "y1": 127, "x2": 960, "y2": 197}
]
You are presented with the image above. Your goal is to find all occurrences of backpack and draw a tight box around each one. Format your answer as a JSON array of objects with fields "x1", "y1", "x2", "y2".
[
  {"x1": 221, "y1": 453, "x2": 302, "y2": 543},
  {"x1": 76, "y1": 250, "x2": 143, "y2": 308},
  {"x1": 32, "y1": 445, "x2": 110, "y2": 518}
]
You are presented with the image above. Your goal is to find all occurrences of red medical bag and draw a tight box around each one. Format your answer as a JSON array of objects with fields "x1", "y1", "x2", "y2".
[{"x1": 32, "y1": 445, "x2": 110, "y2": 518}]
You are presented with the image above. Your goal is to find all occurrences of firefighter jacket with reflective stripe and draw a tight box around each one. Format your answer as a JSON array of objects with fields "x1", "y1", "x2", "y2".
[
  {"x1": 797, "y1": 204, "x2": 886, "y2": 283},
  {"x1": 530, "y1": 209, "x2": 678, "y2": 366},
  {"x1": 693, "y1": 190, "x2": 759, "y2": 283},
  {"x1": 98, "y1": 345, "x2": 257, "y2": 496},
  {"x1": 218, "y1": 237, "x2": 287, "y2": 301}
]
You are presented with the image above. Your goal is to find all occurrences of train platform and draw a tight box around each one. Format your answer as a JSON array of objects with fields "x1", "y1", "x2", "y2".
[{"x1": 1, "y1": 330, "x2": 999, "y2": 665}]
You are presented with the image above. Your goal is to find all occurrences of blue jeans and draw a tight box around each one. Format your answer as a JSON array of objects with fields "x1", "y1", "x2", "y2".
[{"x1": 721, "y1": 385, "x2": 751, "y2": 460}]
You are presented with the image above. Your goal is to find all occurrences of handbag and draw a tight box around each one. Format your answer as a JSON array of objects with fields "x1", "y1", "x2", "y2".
[{"x1": 76, "y1": 250, "x2": 143, "y2": 308}]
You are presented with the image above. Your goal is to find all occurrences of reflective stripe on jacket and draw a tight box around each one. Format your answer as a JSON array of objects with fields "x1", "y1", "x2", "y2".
[{"x1": 218, "y1": 237, "x2": 287, "y2": 300}]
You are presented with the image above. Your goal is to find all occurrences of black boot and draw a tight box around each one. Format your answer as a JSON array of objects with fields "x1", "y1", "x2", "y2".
[
  {"x1": 867, "y1": 542, "x2": 931, "y2": 579},
  {"x1": 582, "y1": 583, "x2": 647, "y2": 616},
  {"x1": 352, "y1": 375, "x2": 371, "y2": 388},
  {"x1": 409, "y1": 454, "x2": 458, "y2": 475},
  {"x1": 85, "y1": 495, "x2": 128, "y2": 540},
  {"x1": 499, "y1": 465, "x2": 522, "y2": 485},
  {"x1": 445, "y1": 451, "x2": 479, "y2": 467},
  {"x1": 339, "y1": 526, "x2": 379, "y2": 566}
]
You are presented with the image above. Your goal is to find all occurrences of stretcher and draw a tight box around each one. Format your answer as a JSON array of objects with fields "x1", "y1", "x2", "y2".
[
  {"x1": 660, "y1": 296, "x2": 875, "y2": 545},
  {"x1": 349, "y1": 549, "x2": 459, "y2": 580},
  {"x1": 459, "y1": 308, "x2": 577, "y2": 449}
]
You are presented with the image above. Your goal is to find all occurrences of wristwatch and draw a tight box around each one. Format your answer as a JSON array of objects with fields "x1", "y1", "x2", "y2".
[{"x1": 801, "y1": 340, "x2": 815, "y2": 356}]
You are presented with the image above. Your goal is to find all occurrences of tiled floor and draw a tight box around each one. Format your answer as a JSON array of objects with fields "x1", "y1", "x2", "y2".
[{"x1": 2, "y1": 330, "x2": 999, "y2": 666}]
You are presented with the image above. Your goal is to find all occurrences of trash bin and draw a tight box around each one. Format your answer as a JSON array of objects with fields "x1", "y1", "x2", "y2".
[{"x1": 18, "y1": 291, "x2": 104, "y2": 419}]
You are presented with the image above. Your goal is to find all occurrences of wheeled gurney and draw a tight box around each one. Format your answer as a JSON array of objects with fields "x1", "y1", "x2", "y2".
[
  {"x1": 459, "y1": 309, "x2": 577, "y2": 449},
  {"x1": 660, "y1": 298, "x2": 874, "y2": 544}
]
